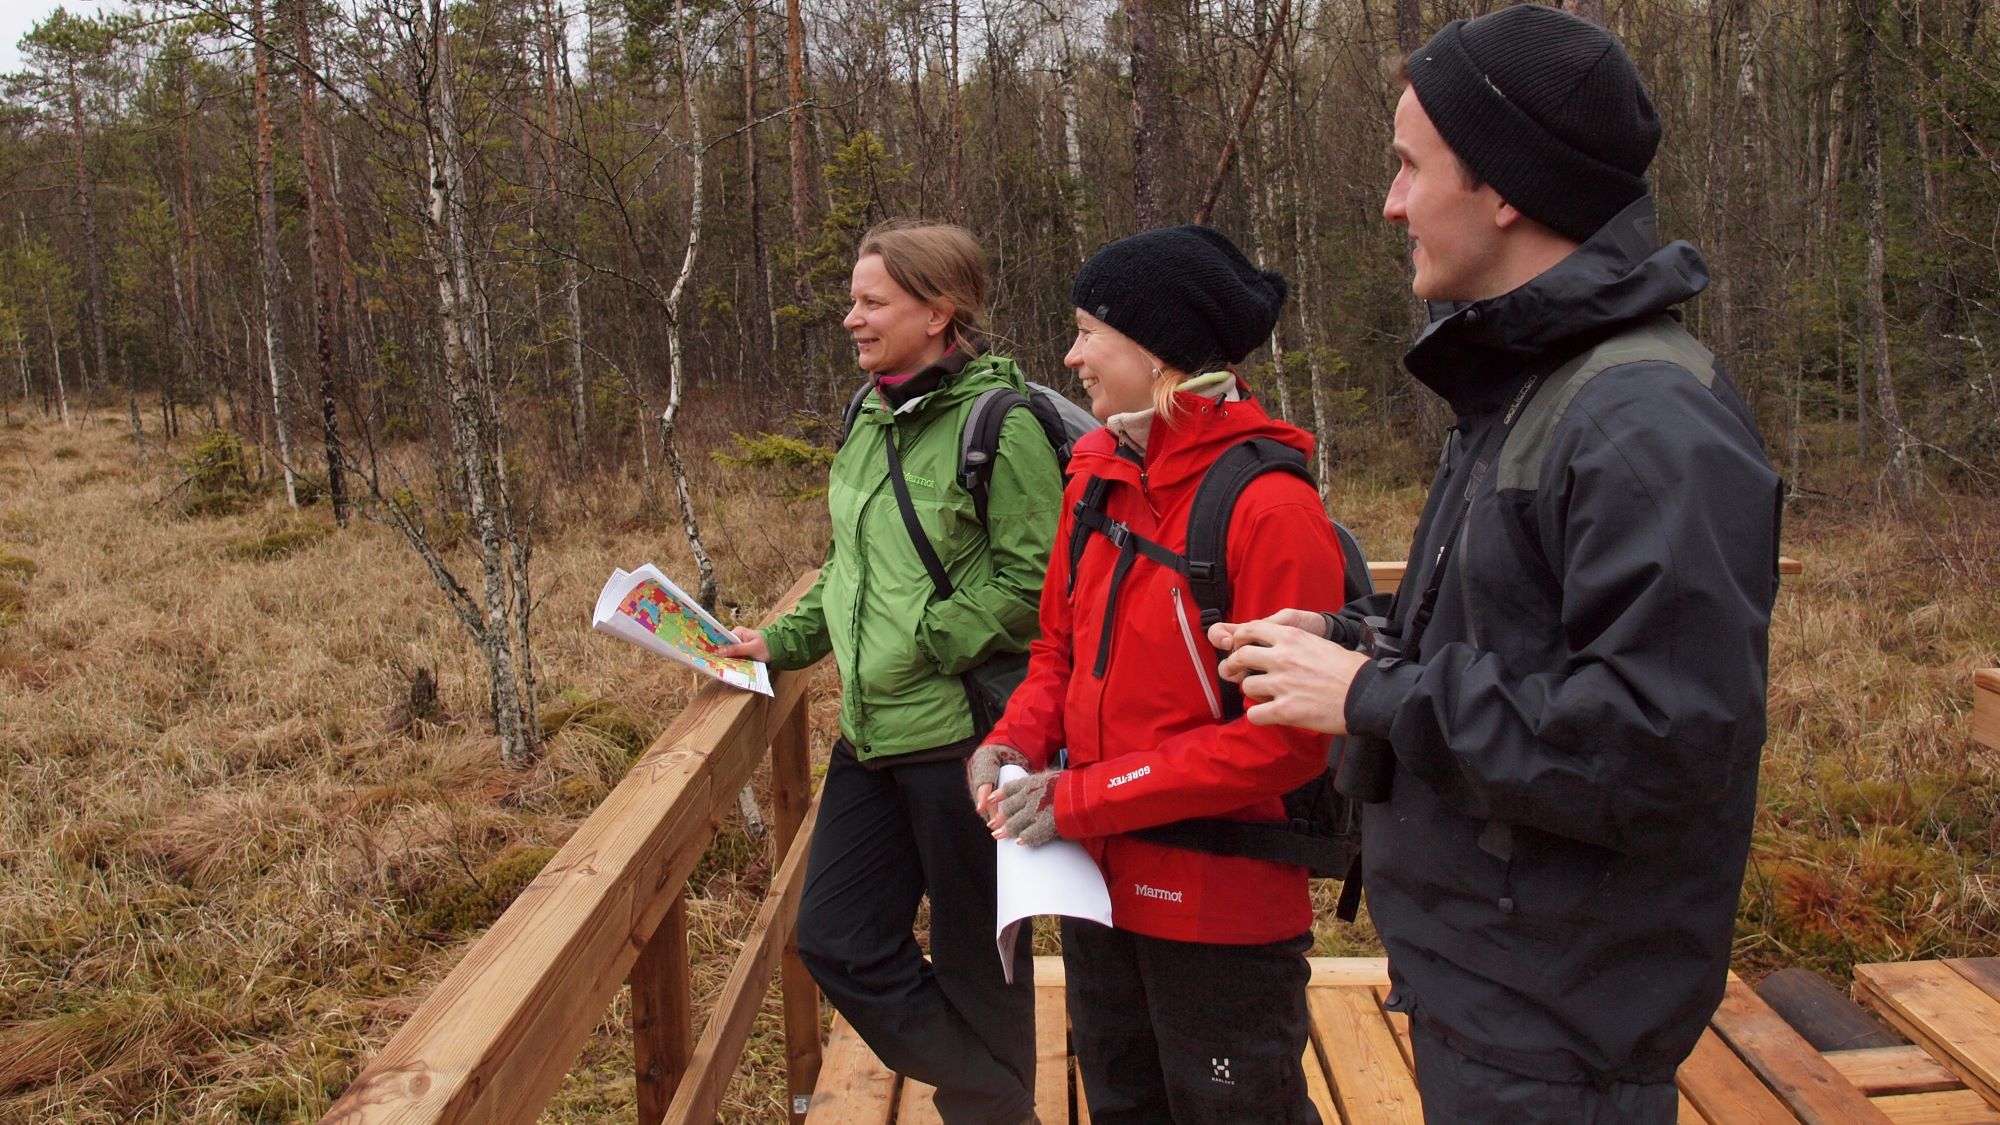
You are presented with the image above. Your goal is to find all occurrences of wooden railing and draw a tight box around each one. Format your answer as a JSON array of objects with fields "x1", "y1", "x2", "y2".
[
  {"x1": 323, "y1": 556, "x2": 1820, "y2": 1125},
  {"x1": 1974, "y1": 668, "x2": 1999, "y2": 754},
  {"x1": 324, "y1": 573, "x2": 826, "y2": 1125}
]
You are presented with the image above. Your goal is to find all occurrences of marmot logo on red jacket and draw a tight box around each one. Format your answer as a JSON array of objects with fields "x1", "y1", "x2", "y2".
[
  {"x1": 1133, "y1": 883, "x2": 1184, "y2": 903},
  {"x1": 1106, "y1": 765, "x2": 1151, "y2": 788}
]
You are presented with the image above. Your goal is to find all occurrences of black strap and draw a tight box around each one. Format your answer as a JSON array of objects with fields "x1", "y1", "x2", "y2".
[
  {"x1": 1134, "y1": 818, "x2": 1354, "y2": 874},
  {"x1": 1069, "y1": 487, "x2": 1194, "y2": 679},
  {"x1": 880, "y1": 413, "x2": 954, "y2": 599}
]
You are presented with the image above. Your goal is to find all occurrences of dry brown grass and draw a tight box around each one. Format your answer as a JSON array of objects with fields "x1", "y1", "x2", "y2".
[
  {"x1": 0, "y1": 409, "x2": 838, "y2": 1122},
  {"x1": 1, "y1": 406, "x2": 1994, "y2": 1122}
]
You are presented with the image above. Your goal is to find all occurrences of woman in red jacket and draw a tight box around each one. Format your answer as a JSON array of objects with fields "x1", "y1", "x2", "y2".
[{"x1": 966, "y1": 226, "x2": 1343, "y2": 1124}]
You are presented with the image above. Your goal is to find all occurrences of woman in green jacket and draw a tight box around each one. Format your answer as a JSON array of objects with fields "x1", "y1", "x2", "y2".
[{"x1": 723, "y1": 221, "x2": 1062, "y2": 1125}]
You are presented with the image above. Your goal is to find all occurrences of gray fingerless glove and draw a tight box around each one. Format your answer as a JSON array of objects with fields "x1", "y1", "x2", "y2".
[
  {"x1": 965, "y1": 743, "x2": 1030, "y2": 805},
  {"x1": 997, "y1": 768, "x2": 1063, "y2": 847}
]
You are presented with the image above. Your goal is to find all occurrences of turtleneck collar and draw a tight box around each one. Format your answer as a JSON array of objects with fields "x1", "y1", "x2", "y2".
[
  {"x1": 875, "y1": 346, "x2": 974, "y2": 411},
  {"x1": 1106, "y1": 370, "x2": 1240, "y2": 456}
]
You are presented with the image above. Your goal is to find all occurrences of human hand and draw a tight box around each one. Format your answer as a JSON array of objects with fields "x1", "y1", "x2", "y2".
[
  {"x1": 1207, "y1": 607, "x2": 1329, "y2": 651},
  {"x1": 717, "y1": 627, "x2": 770, "y2": 661},
  {"x1": 991, "y1": 768, "x2": 1062, "y2": 847},
  {"x1": 1214, "y1": 619, "x2": 1370, "y2": 734},
  {"x1": 966, "y1": 744, "x2": 1031, "y2": 817}
]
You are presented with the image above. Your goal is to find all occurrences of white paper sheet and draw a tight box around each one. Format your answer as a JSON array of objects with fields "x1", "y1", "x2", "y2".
[{"x1": 993, "y1": 764, "x2": 1113, "y2": 983}]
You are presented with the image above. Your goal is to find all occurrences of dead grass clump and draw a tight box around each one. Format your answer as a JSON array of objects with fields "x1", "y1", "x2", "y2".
[
  {"x1": 67, "y1": 466, "x2": 122, "y2": 488},
  {"x1": 0, "y1": 549, "x2": 35, "y2": 580},
  {"x1": 226, "y1": 523, "x2": 332, "y2": 561},
  {"x1": 129, "y1": 791, "x2": 314, "y2": 891},
  {"x1": 0, "y1": 577, "x2": 24, "y2": 619},
  {"x1": 49, "y1": 445, "x2": 80, "y2": 461}
]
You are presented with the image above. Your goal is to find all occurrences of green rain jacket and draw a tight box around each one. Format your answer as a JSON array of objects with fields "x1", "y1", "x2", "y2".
[{"x1": 762, "y1": 352, "x2": 1064, "y2": 764}]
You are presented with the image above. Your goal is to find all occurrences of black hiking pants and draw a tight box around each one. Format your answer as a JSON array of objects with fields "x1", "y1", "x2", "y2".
[
  {"x1": 796, "y1": 744, "x2": 1035, "y2": 1125},
  {"x1": 1061, "y1": 918, "x2": 1319, "y2": 1125},
  {"x1": 1409, "y1": 1021, "x2": 1678, "y2": 1124}
]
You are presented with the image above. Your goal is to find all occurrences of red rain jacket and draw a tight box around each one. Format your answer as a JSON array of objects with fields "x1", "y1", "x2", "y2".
[{"x1": 988, "y1": 387, "x2": 1346, "y2": 944}]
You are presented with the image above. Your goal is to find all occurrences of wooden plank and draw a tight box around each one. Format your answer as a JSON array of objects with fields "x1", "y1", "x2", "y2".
[
  {"x1": 1674, "y1": 1028, "x2": 1801, "y2": 1125},
  {"x1": 1858, "y1": 961, "x2": 2000, "y2": 1108},
  {"x1": 1873, "y1": 1089, "x2": 2000, "y2": 1125},
  {"x1": 772, "y1": 703, "x2": 822, "y2": 1123},
  {"x1": 323, "y1": 577, "x2": 823, "y2": 1125},
  {"x1": 803, "y1": 1015, "x2": 897, "y2": 1125},
  {"x1": 1827, "y1": 1047, "x2": 1965, "y2": 1096},
  {"x1": 1947, "y1": 958, "x2": 2000, "y2": 1006},
  {"x1": 1709, "y1": 979, "x2": 1894, "y2": 1123},
  {"x1": 1035, "y1": 980, "x2": 1069, "y2": 1125},
  {"x1": 1301, "y1": 1041, "x2": 1337, "y2": 1125},
  {"x1": 1973, "y1": 669, "x2": 2000, "y2": 751},
  {"x1": 662, "y1": 789, "x2": 823, "y2": 1124},
  {"x1": 1371, "y1": 984, "x2": 1415, "y2": 1072},
  {"x1": 1679, "y1": 1092, "x2": 1709, "y2": 1123},
  {"x1": 1308, "y1": 986, "x2": 1422, "y2": 1124},
  {"x1": 633, "y1": 894, "x2": 693, "y2": 1124},
  {"x1": 1306, "y1": 957, "x2": 1392, "y2": 988},
  {"x1": 898, "y1": 1080, "x2": 945, "y2": 1125}
]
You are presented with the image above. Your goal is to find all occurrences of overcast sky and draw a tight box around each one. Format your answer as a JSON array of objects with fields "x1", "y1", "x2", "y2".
[{"x1": 0, "y1": 2, "x2": 115, "y2": 75}]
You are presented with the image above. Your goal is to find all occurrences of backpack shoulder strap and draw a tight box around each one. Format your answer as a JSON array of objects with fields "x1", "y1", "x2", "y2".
[
  {"x1": 1331, "y1": 520, "x2": 1374, "y2": 603},
  {"x1": 837, "y1": 381, "x2": 873, "y2": 450},
  {"x1": 1183, "y1": 438, "x2": 1315, "y2": 629},
  {"x1": 958, "y1": 386, "x2": 1025, "y2": 526},
  {"x1": 1183, "y1": 437, "x2": 1316, "y2": 718},
  {"x1": 1496, "y1": 316, "x2": 1715, "y2": 492}
]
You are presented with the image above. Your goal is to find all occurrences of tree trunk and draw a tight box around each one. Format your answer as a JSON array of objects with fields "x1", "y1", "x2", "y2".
[
  {"x1": 1128, "y1": 0, "x2": 1166, "y2": 229},
  {"x1": 948, "y1": 0, "x2": 964, "y2": 222},
  {"x1": 1194, "y1": 0, "x2": 1289, "y2": 226},
  {"x1": 294, "y1": 0, "x2": 350, "y2": 525},
  {"x1": 417, "y1": 0, "x2": 538, "y2": 769},
  {"x1": 63, "y1": 59, "x2": 108, "y2": 396},
  {"x1": 787, "y1": 0, "x2": 811, "y2": 252},
  {"x1": 1857, "y1": 0, "x2": 1916, "y2": 501},
  {"x1": 1397, "y1": 0, "x2": 1423, "y2": 54},
  {"x1": 663, "y1": 0, "x2": 720, "y2": 612},
  {"x1": 42, "y1": 296, "x2": 69, "y2": 429},
  {"x1": 252, "y1": 0, "x2": 298, "y2": 506},
  {"x1": 745, "y1": 3, "x2": 777, "y2": 355}
]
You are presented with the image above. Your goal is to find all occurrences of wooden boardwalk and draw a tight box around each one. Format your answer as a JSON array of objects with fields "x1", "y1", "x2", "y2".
[{"x1": 804, "y1": 956, "x2": 2000, "y2": 1125}]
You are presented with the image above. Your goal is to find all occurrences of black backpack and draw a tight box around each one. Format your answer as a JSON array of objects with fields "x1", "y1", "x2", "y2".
[
  {"x1": 840, "y1": 380, "x2": 1099, "y2": 524},
  {"x1": 1065, "y1": 436, "x2": 1373, "y2": 920}
]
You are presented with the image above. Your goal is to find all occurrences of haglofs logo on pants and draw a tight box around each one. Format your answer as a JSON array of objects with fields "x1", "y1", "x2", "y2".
[{"x1": 1210, "y1": 1057, "x2": 1234, "y2": 1086}]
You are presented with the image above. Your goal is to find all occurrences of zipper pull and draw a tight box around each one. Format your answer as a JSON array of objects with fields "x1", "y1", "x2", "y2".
[{"x1": 1139, "y1": 468, "x2": 1159, "y2": 515}]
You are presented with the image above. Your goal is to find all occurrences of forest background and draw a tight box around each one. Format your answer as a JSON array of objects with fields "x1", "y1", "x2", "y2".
[{"x1": 0, "y1": 0, "x2": 1996, "y2": 1118}]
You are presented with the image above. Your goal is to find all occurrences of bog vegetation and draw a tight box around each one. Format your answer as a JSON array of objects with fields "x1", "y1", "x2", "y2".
[{"x1": 0, "y1": 0, "x2": 1997, "y2": 1117}]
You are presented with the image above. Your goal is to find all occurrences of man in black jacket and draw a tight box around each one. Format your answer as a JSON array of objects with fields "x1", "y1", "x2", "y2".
[{"x1": 1214, "y1": 5, "x2": 1782, "y2": 1121}]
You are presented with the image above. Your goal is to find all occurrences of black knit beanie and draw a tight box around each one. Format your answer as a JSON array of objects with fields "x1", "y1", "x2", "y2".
[
  {"x1": 1071, "y1": 225, "x2": 1288, "y2": 375},
  {"x1": 1406, "y1": 4, "x2": 1660, "y2": 243}
]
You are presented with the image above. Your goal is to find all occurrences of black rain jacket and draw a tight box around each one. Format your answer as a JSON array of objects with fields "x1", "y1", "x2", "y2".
[{"x1": 1344, "y1": 197, "x2": 1783, "y2": 1085}]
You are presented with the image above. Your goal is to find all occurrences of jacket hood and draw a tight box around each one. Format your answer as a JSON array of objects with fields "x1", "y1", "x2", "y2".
[
  {"x1": 1068, "y1": 382, "x2": 1314, "y2": 495},
  {"x1": 1404, "y1": 197, "x2": 1710, "y2": 415}
]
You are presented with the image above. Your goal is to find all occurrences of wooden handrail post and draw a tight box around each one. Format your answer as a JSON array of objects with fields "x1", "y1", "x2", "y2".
[
  {"x1": 634, "y1": 893, "x2": 695, "y2": 1123},
  {"x1": 771, "y1": 699, "x2": 822, "y2": 1122}
]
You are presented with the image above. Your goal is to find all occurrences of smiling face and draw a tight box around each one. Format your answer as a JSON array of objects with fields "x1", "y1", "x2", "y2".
[
  {"x1": 1064, "y1": 309, "x2": 1162, "y2": 421},
  {"x1": 844, "y1": 253, "x2": 952, "y2": 375},
  {"x1": 1384, "y1": 86, "x2": 1512, "y2": 303}
]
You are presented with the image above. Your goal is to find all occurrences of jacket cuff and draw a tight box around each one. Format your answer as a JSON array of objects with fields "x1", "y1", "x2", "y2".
[
  {"x1": 1052, "y1": 770, "x2": 1092, "y2": 840},
  {"x1": 760, "y1": 615, "x2": 813, "y2": 671},
  {"x1": 1346, "y1": 657, "x2": 1419, "y2": 740}
]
